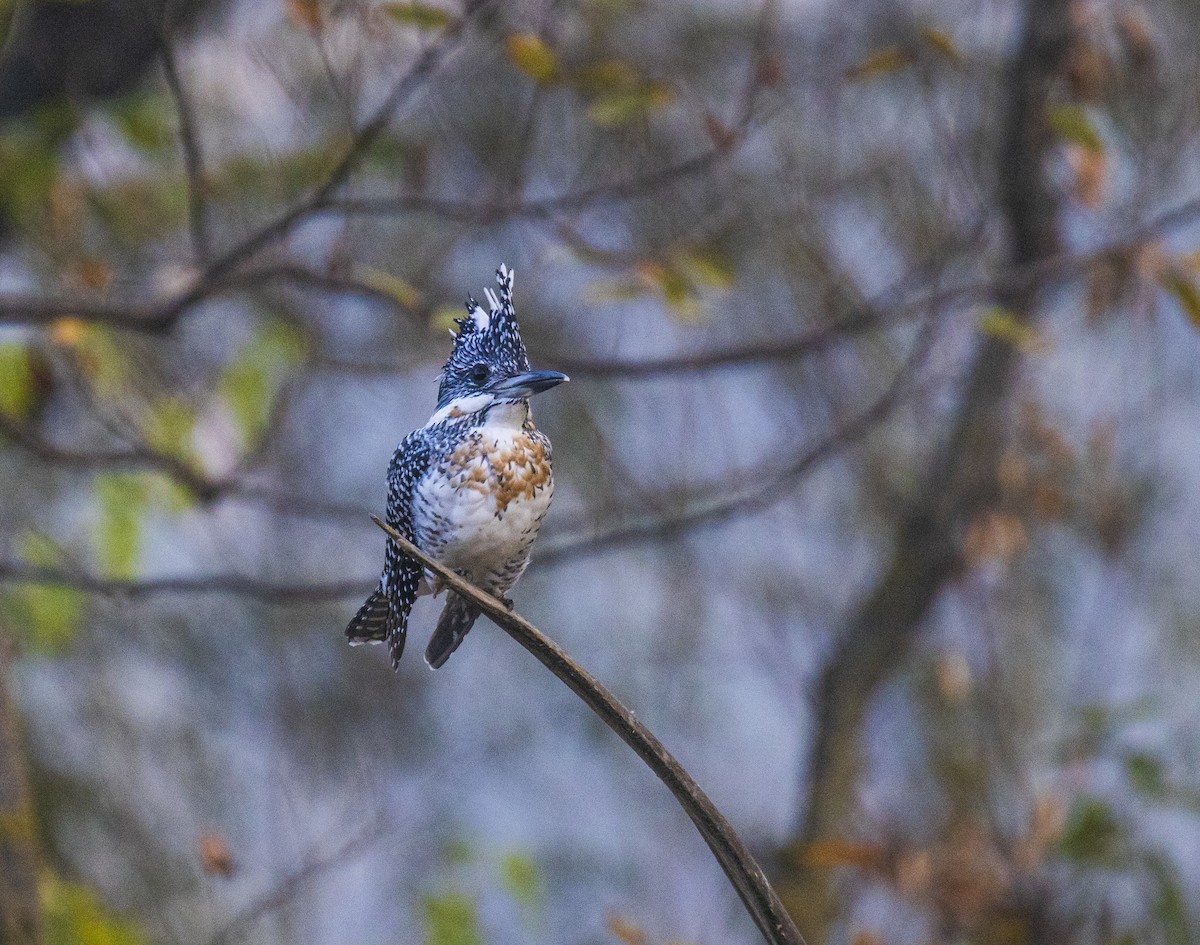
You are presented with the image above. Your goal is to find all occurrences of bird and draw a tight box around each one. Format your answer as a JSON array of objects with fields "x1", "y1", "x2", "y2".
[{"x1": 346, "y1": 264, "x2": 568, "y2": 670}]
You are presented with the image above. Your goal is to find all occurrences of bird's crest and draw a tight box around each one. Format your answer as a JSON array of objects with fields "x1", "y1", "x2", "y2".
[
  {"x1": 437, "y1": 265, "x2": 531, "y2": 408},
  {"x1": 453, "y1": 264, "x2": 517, "y2": 337}
]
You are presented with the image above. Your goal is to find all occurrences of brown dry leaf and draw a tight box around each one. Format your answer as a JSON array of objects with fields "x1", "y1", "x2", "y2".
[
  {"x1": 1031, "y1": 479, "x2": 1069, "y2": 521},
  {"x1": 1085, "y1": 263, "x2": 1120, "y2": 321},
  {"x1": 1094, "y1": 488, "x2": 1132, "y2": 554},
  {"x1": 1015, "y1": 792, "x2": 1066, "y2": 871},
  {"x1": 1118, "y1": 6, "x2": 1156, "y2": 71},
  {"x1": 997, "y1": 451, "x2": 1029, "y2": 498},
  {"x1": 962, "y1": 511, "x2": 1028, "y2": 566},
  {"x1": 78, "y1": 257, "x2": 113, "y2": 291},
  {"x1": 285, "y1": 0, "x2": 323, "y2": 31},
  {"x1": 47, "y1": 177, "x2": 86, "y2": 243},
  {"x1": 803, "y1": 837, "x2": 886, "y2": 871},
  {"x1": 199, "y1": 830, "x2": 236, "y2": 876},
  {"x1": 1135, "y1": 240, "x2": 1168, "y2": 279},
  {"x1": 756, "y1": 52, "x2": 784, "y2": 87},
  {"x1": 894, "y1": 849, "x2": 933, "y2": 898},
  {"x1": 935, "y1": 651, "x2": 972, "y2": 703},
  {"x1": 936, "y1": 820, "x2": 1010, "y2": 924},
  {"x1": 1066, "y1": 41, "x2": 1111, "y2": 102},
  {"x1": 49, "y1": 317, "x2": 86, "y2": 348},
  {"x1": 1067, "y1": 144, "x2": 1106, "y2": 207},
  {"x1": 605, "y1": 913, "x2": 648, "y2": 945},
  {"x1": 704, "y1": 113, "x2": 738, "y2": 152}
]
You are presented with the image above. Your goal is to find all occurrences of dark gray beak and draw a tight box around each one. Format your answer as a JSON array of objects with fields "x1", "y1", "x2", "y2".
[{"x1": 489, "y1": 369, "x2": 569, "y2": 398}]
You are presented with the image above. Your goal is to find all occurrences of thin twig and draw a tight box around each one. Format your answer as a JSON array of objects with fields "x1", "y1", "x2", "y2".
[
  {"x1": 368, "y1": 515, "x2": 804, "y2": 945},
  {"x1": 159, "y1": 31, "x2": 211, "y2": 262},
  {"x1": 0, "y1": 563, "x2": 366, "y2": 603},
  {"x1": 205, "y1": 820, "x2": 383, "y2": 945}
]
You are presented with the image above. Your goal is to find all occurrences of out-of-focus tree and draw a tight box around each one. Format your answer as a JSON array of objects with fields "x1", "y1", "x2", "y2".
[{"x1": 1, "y1": 1, "x2": 1200, "y2": 944}]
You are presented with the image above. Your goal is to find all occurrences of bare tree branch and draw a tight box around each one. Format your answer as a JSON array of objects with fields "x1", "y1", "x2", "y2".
[
  {"x1": 369, "y1": 516, "x2": 804, "y2": 945},
  {"x1": 158, "y1": 27, "x2": 211, "y2": 263},
  {"x1": 785, "y1": 3, "x2": 1075, "y2": 938},
  {"x1": 204, "y1": 820, "x2": 383, "y2": 945}
]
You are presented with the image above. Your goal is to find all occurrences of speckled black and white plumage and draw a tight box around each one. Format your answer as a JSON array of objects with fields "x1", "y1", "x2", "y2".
[{"x1": 346, "y1": 265, "x2": 565, "y2": 670}]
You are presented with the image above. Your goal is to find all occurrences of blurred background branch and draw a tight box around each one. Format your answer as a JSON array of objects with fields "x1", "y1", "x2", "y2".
[{"x1": 0, "y1": 0, "x2": 1198, "y2": 944}]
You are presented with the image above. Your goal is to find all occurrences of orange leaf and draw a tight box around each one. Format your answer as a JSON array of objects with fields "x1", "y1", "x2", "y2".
[
  {"x1": 199, "y1": 830, "x2": 236, "y2": 876},
  {"x1": 285, "y1": 0, "x2": 323, "y2": 31},
  {"x1": 605, "y1": 913, "x2": 648, "y2": 945},
  {"x1": 803, "y1": 838, "x2": 885, "y2": 871}
]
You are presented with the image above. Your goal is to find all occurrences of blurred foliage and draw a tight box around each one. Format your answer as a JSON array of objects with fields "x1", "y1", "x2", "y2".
[
  {"x1": 93, "y1": 474, "x2": 149, "y2": 580},
  {"x1": 0, "y1": 2, "x2": 1197, "y2": 945},
  {"x1": 0, "y1": 343, "x2": 37, "y2": 417},
  {"x1": 382, "y1": 3, "x2": 458, "y2": 30},
  {"x1": 499, "y1": 850, "x2": 543, "y2": 910},
  {"x1": 0, "y1": 533, "x2": 83, "y2": 654},
  {"x1": 41, "y1": 876, "x2": 143, "y2": 945},
  {"x1": 216, "y1": 320, "x2": 306, "y2": 448},
  {"x1": 422, "y1": 890, "x2": 481, "y2": 945}
]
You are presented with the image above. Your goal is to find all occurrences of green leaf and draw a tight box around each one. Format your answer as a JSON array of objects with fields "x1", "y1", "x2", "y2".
[
  {"x1": 587, "y1": 81, "x2": 674, "y2": 127},
  {"x1": 919, "y1": 26, "x2": 965, "y2": 67},
  {"x1": 423, "y1": 891, "x2": 481, "y2": 945},
  {"x1": 978, "y1": 306, "x2": 1043, "y2": 352},
  {"x1": 94, "y1": 474, "x2": 149, "y2": 580},
  {"x1": 1046, "y1": 104, "x2": 1103, "y2": 153},
  {"x1": 143, "y1": 396, "x2": 196, "y2": 459},
  {"x1": 659, "y1": 266, "x2": 700, "y2": 321},
  {"x1": 1147, "y1": 854, "x2": 1193, "y2": 945},
  {"x1": 499, "y1": 852, "x2": 542, "y2": 909},
  {"x1": 1058, "y1": 796, "x2": 1121, "y2": 863},
  {"x1": 42, "y1": 876, "x2": 144, "y2": 945},
  {"x1": 0, "y1": 533, "x2": 84, "y2": 653},
  {"x1": 574, "y1": 59, "x2": 641, "y2": 93},
  {"x1": 217, "y1": 322, "x2": 306, "y2": 447},
  {"x1": 357, "y1": 266, "x2": 424, "y2": 309},
  {"x1": 111, "y1": 93, "x2": 172, "y2": 152},
  {"x1": 1160, "y1": 270, "x2": 1200, "y2": 327},
  {"x1": 677, "y1": 247, "x2": 735, "y2": 290},
  {"x1": 1125, "y1": 752, "x2": 1167, "y2": 797},
  {"x1": 440, "y1": 836, "x2": 474, "y2": 864},
  {"x1": 506, "y1": 34, "x2": 559, "y2": 83},
  {"x1": 0, "y1": 124, "x2": 61, "y2": 223},
  {"x1": 382, "y1": 2, "x2": 455, "y2": 28},
  {"x1": 0, "y1": 344, "x2": 35, "y2": 417},
  {"x1": 845, "y1": 46, "x2": 912, "y2": 82}
]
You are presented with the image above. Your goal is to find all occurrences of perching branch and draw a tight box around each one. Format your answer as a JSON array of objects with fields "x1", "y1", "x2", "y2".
[{"x1": 367, "y1": 515, "x2": 804, "y2": 945}]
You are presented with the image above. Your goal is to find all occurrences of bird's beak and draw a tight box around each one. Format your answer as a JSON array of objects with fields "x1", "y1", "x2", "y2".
[{"x1": 489, "y1": 369, "x2": 569, "y2": 399}]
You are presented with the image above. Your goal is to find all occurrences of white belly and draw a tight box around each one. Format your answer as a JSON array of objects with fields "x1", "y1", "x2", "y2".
[{"x1": 412, "y1": 428, "x2": 553, "y2": 591}]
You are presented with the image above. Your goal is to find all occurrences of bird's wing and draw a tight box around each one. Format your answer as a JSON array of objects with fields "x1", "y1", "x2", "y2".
[{"x1": 378, "y1": 431, "x2": 433, "y2": 667}]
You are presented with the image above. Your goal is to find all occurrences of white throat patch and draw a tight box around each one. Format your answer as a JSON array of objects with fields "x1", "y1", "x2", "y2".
[{"x1": 427, "y1": 393, "x2": 493, "y2": 425}]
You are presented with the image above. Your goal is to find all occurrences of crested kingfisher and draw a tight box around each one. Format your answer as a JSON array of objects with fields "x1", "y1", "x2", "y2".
[{"x1": 346, "y1": 265, "x2": 568, "y2": 669}]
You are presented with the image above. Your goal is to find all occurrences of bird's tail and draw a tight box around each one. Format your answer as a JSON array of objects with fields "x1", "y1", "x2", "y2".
[
  {"x1": 425, "y1": 593, "x2": 481, "y2": 669},
  {"x1": 346, "y1": 586, "x2": 407, "y2": 667}
]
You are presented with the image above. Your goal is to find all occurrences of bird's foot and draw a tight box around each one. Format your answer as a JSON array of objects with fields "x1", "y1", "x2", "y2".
[{"x1": 500, "y1": 595, "x2": 515, "y2": 611}]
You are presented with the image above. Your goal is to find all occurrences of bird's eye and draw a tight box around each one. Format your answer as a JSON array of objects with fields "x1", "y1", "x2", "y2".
[{"x1": 470, "y1": 363, "x2": 490, "y2": 384}]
